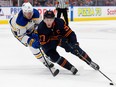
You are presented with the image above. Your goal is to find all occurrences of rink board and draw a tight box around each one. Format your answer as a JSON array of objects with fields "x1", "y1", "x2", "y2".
[{"x1": 0, "y1": 6, "x2": 116, "y2": 24}]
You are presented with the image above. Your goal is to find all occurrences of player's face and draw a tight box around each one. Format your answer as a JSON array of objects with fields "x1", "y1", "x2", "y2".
[
  {"x1": 44, "y1": 18, "x2": 54, "y2": 28},
  {"x1": 24, "y1": 12, "x2": 33, "y2": 19}
]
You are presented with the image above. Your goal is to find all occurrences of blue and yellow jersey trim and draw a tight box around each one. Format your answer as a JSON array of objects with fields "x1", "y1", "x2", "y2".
[
  {"x1": 16, "y1": 9, "x2": 40, "y2": 27},
  {"x1": 34, "y1": 52, "x2": 43, "y2": 59}
]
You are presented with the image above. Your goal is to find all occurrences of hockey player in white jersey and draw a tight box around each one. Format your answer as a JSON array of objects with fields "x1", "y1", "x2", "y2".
[{"x1": 9, "y1": 2, "x2": 59, "y2": 76}]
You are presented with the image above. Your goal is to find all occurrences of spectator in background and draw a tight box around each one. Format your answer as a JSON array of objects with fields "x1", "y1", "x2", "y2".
[
  {"x1": 38, "y1": 0, "x2": 46, "y2": 6},
  {"x1": 84, "y1": 0, "x2": 94, "y2": 6},
  {"x1": 45, "y1": 1, "x2": 53, "y2": 6},
  {"x1": 12, "y1": 0, "x2": 18, "y2": 6},
  {"x1": 91, "y1": 0, "x2": 96, "y2": 6},
  {"x1": 37, "y1": 1, "x2": 42, "y2": 6},
  {"x1": 48, "y1": 0, "x2": 54, "y2": 4},
  {"x1": 33, "y1": 0, "x2": 38, "y2": 6},
  {"x1": 114, "y1": 0, "x2": 116, "y2": 5},
  {"x1": 33, "y1": 0, "x2": 41, "y2": 6},
  {"x1": 107, "y1": 0, "x2": 116, "y2": 6},
  {"x1": 78, "y1": 0, "x2": 85, "y2": 6},
  {"x1": 9, "y1": 0, "x2": 116, "y2": 6},
  {"x1": 70, "y1": 0, "x2": 79, "y2": 6},
  {"x1": 96, "y1": 0, "x2": 105, "y2": 6}
]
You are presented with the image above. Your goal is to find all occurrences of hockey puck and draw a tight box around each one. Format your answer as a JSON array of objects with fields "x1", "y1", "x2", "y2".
[{"x1": 110, "y1": 83, "x2": 114, "y2": 85}]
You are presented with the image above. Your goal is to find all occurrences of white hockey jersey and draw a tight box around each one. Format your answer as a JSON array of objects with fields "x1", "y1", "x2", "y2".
[{"x1": 9, "y1": 9, "x2": 41, "y2": 46}]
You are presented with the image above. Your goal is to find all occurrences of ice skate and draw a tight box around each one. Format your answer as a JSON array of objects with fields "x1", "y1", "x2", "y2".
[
  {"x1": 71, "y1": 66, "x2": 78, "y2": 75},
  {"x1": 43, "y1": 61, "x2": 54, "y2": 68}
]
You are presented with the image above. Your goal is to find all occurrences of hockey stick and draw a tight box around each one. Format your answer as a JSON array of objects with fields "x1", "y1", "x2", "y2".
[
  {"x1": 98, "y1": 70, "x2": 115, "y2": 85},
  {"x1": 11, "y1": 29, "x2": 28, "y2": 47},
  {"x1": 78, "y1": 53, "x2": 115, "y2": 85},
  {"x1": 82, "y1": 55, "x2": 115, "y2": 85},
  {"x1": 66, "y1": 42, "x2": 115, "y2": 85},
  {"x1": 39, "y1": 47, "x2": 59, "y2": 77},
  {"x1": 78, "y1": 50, "x2": 115, "y2": 85}
]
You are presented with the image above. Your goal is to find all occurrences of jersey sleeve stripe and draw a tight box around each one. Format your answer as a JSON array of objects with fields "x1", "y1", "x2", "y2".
[{"x1": 64, "y1": 30, "x2": 72, "y2": 37}]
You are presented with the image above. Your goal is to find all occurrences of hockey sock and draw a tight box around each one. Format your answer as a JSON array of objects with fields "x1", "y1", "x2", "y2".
[
  {"x1": 29, "y1": 46, "x2": 51, "y2": 65},
  {"x1": 56, "y1": 56, "x2": 74, "y2": 70},
  {"x1": 70, "y1": 44, "x2": 92, "y2": 65},
  {"x1": 78, "y1": 52, "x2": 92, "y2": 65}
]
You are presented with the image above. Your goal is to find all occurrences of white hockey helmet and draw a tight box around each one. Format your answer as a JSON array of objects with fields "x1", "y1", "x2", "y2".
[{"x1": 22, "y1": 2, "x2": 33, "y2": 13}]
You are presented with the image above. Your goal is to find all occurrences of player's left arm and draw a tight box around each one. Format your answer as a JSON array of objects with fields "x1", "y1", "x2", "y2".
[
  {"x1": 32, "y1": 9, "x2": 42, "y2": 30},
  {"x1": 60, "y1": 19, "x2": 78, "y2": 45}
]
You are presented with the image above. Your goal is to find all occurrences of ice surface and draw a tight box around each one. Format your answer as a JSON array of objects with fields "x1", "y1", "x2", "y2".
[{"x1": 0, "y1": 21, "x2": 116, "y2": 87}]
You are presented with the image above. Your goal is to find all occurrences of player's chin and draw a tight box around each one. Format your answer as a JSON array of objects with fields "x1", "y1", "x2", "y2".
[
  {"x1": 26, "y1": 16, "x2": 33, "y2": 19},
  {"x1": 27, "y1": 17, "x2": 32, "y2": 19}
]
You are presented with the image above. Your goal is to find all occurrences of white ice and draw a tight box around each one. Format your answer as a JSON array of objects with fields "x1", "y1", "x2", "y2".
[{"x1": 0, "y1": 21, "x2": 116, "y2": 87}]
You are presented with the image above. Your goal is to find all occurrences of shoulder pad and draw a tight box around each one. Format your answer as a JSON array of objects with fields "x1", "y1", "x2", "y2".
[
  {"x1": 16, "y1": 10, "x2": 28, "y2": 26},
  {"x1": 55, "y1": 18, "x2": 65, "y2": 26},
  {"x1": 32, "y1": 9, "x2": 40, "y2": 19}
]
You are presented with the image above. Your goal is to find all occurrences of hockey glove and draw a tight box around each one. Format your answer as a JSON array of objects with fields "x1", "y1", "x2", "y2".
[
  {"x1": 27, "y1": 38, "x2": 40, "y2": 49},
  {"x1": 31, "y1": 32, "x2": 39, "y2": 41}
]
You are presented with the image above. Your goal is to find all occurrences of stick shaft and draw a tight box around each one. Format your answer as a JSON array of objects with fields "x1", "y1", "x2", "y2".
[{"x1": 39, "y1": 47, "x2": 55, "y2": 76}]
